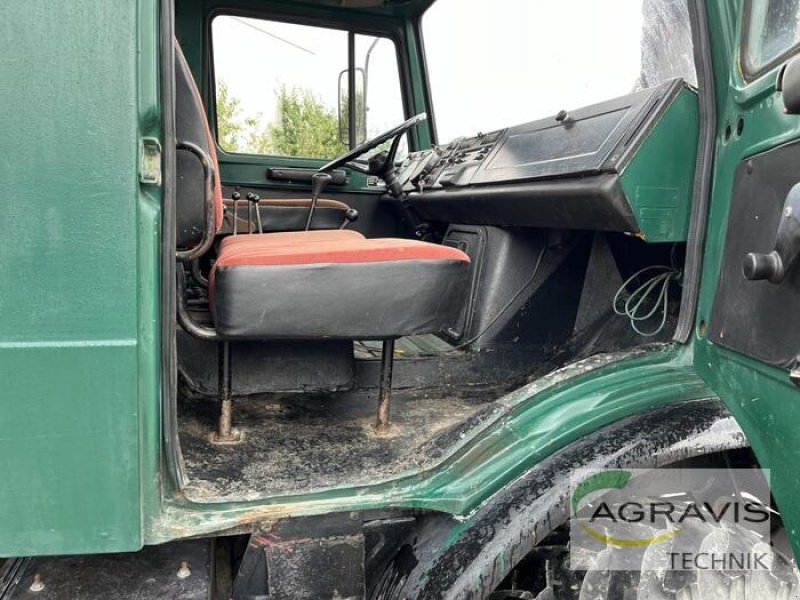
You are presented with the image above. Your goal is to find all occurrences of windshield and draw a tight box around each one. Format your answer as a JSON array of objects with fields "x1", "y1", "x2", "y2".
[{"x1": 422, "y1": 0, "x2": 697, "y2": 143}]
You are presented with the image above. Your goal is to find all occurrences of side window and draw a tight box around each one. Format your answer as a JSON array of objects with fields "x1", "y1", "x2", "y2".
[
  {"x1": 211, "y1": 16, "x2": 406, "y2": 159},
  {"x1": 743, "y1": 0, "x2": 800, "y2": 77}
]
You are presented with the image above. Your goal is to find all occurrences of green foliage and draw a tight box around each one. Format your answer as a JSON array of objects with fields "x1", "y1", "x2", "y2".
[
  {"x1": 215, "y1": 81, "x2": 246, "y2": 151},
  {"x1": 268, "y1": 85, "x2": 347, "y2": 158},
  {"x1": 215, "y1": 81, "x2": 347, "y2": 158},
  {"x1": 244, "y1": 115, "x2": 272, "y2": 155}
]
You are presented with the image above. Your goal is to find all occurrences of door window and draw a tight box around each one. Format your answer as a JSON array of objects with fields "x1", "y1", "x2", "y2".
[{"x1": 743, "y1": 0, "x2": 800, "y2": 77}]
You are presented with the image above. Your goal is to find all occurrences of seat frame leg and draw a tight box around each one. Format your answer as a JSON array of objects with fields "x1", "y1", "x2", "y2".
[
  {"x1": 375, "y1": 339, "x2": 395, "y2": 432},
  {"x1": 211, "y1": 341, "x2": 242, "y2": 445}
]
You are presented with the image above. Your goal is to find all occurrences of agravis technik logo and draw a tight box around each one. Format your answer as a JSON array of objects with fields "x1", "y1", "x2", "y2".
[
  {"x1": 572, "y1": 470, "x2": 682, "y2": 547},
  {"x1": 569, "y1": 468, "x2": 771, "y2": 571}
]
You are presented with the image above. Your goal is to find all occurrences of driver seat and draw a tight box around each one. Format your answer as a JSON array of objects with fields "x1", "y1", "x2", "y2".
[
  {"x1": 211, "y1": 230, "x2": 470, "y2": 339},
  {"x1": 175, "y1": 40, "x2": 470, "y2": 437}
]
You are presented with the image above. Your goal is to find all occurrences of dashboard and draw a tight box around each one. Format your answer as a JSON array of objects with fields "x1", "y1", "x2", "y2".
[{"x1": 397, "y1": 79, "x2": 699, "y2": 243}]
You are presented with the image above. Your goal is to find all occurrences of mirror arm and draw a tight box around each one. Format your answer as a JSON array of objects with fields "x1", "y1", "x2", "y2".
[{"x1": 363, "y1": 37, "x2": 380, "y2": 106}]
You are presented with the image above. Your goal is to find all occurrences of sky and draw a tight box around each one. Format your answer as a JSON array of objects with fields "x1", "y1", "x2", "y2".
[
  {"x1": 424, "y1": 0, "x2": 644, "y2": 141},
  {"x1": 212, "y1": 0, "x2": 670, "y2": 148}
]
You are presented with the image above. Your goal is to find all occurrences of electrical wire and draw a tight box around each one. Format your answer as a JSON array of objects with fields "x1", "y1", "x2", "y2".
[{"x1": 613, "y1": 264, "x2": 682, "y2": 337}]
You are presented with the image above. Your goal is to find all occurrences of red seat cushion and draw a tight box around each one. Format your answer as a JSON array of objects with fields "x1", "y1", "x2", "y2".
[
  {"x1": 209, "y1": 231, "x2": 471, "y2": 339},
  {"x1": 218, "y1": 229, "x2": 364, "y2": 252},
  {"x1": 214, "y1": 231, "x2": 469, "y2": 268}
]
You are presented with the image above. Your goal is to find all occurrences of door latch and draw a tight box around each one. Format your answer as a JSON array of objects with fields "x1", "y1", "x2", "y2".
[{"x1": 139, "y1": 137, "x2": 162, "y2": 186}]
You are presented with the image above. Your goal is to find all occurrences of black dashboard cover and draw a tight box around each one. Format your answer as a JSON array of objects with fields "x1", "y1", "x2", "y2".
[
  {"x1": 408, "y1": 80, "x2": 687, "y2": 232},
  {"x1": 410, "y1": 175, "x2": 637, "y2": 231},
  {"x1": 710, "y1": 141, "x2": 800, "y2": 367},
  {"x1": 472, "y1": 85, "x2": 663, "y2": 184}
]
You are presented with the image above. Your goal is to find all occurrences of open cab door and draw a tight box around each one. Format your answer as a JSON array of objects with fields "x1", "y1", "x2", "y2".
[{"x1": 695, "y1": 0, "x2": 800, "y2": 564}]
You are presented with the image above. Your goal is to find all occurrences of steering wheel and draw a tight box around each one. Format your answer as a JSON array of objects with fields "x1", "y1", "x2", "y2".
[
  {"x1": 304, "y1": 113, "x2": 426, "y2": 229},
  {"x1": 319, "y1": 113, "x2": 427, "y2": 175}
]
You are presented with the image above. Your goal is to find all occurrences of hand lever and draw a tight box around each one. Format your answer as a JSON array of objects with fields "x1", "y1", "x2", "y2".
[
  {"x1": 246, "y1": 192, "x2": 262, "y2": 234},
  {"x1": 339, "y1": 208, "x2": 359, "y2": 229},
  {"x1": 231, "y1": 191, "x2": 241, "y2": 235},
  {"x1": 743, "y1": 182, "x2": 800, "y2": 284},
  {"x1": 305, "y1": 172, "x2": 333, "y2": 231}
]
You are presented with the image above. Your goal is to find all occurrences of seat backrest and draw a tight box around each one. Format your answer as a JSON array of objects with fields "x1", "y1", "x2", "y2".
[{"x1": 175, "y1": 40, "x2": 223, "y2": 250}]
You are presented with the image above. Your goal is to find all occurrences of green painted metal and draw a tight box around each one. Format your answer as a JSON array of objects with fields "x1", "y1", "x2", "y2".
[
  {"x1": 136, "y1": 0, "x2": 167, "y2": 546},
  {"x1": 403, "y1": 18, "x2": 434, "y2": 148},
  {"x1": 153, "y1": 0, "x2": 800, "y2": 565},
  {"x1": 692, "y1": 0, "x2": 800, "y2": 562},
  {"x1": 7, "y1": 0, "x2": 798, "y2": 568},
  {"x1": 0, "y1": 0, "x2": 162, "y2": 556},
  {"x1": 620, "y1": 86, "x2": 699, "y2": 242},
  {"x1": 218, "y1": 153, "x2": 379, "y2": 193},
  {"x1": 147, "y1": 345, "x2": 712, "y2": 543}
]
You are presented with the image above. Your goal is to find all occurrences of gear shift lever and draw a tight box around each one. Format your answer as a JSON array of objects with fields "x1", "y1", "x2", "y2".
[
  {"x1": 305, "y1": 172, "x2": 333, "y2": 231},
  {"x1": 340, "y1": 208, "x2": 359, "y2": 229}
]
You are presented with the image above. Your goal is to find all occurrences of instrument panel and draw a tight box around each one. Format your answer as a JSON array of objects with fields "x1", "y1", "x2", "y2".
[
  {"x1": 396, "y1": 130, "x2": 505, "y2": 192},
  {"x1": 397, "y1": 79, "x2": 699, "y2": 243}
]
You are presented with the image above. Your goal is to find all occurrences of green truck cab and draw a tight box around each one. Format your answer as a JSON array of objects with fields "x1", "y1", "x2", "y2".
[{"x1": 2, "y1": 0, "x2": 800, "y2": 598}]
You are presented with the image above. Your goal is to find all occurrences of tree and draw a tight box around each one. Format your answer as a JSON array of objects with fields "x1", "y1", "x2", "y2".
[
  {"x1": 215, "y1": 81, "x2": 246, "y2": 151},
  {"x1": 244, "y1": 115, "x2": 272, "y2": 155},
  {"x1": 215, "y1": 82, "x2": 347, "y2": 158},
  {"x1": 267, "y1": 85, "x2": 347, "y2": 158}
]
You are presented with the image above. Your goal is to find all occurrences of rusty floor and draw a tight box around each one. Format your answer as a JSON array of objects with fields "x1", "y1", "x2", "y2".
[{"x1": 178, "y1": 389, "x2": 499, "y2": 503}]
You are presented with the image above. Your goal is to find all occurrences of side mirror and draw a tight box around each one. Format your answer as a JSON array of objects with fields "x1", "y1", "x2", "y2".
[{"x1": 338, "y1": 68, "x2": 367, "y2": 147}]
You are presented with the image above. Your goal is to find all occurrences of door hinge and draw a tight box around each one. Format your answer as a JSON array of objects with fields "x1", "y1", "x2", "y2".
[{"x1": 139, "y1": 137, "x2": 162, "y2": 185}]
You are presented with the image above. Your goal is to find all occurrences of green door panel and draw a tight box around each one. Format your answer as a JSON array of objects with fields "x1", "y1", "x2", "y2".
[
  {"x1": 0, "y1": 345, "x2": 139, "y2": 555},
  {"x1": 218, "y1": 154, "x2": 379, "y2": 194},
  {"x1": 0, "y1": 0, "x2": 162, "y2": 555},
  {"x1": 695, "y1": 0, "x2": 800, "y2": 562}
]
